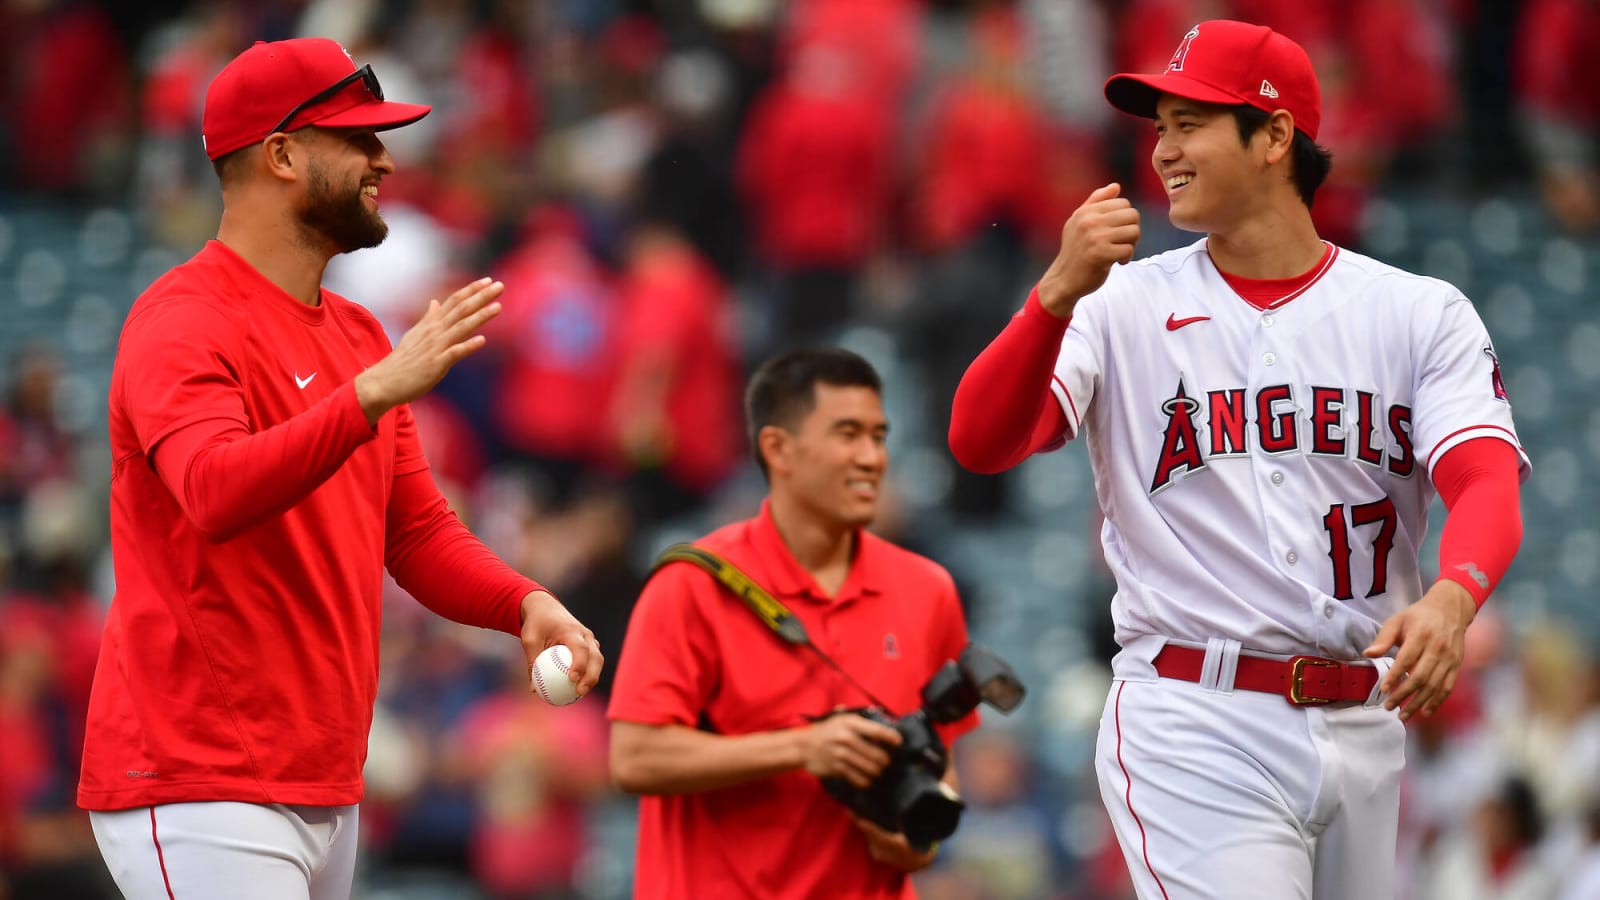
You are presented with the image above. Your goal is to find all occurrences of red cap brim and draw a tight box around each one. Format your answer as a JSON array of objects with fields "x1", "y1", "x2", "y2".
[
  {"x1": 313, "y1": 100, "x2": 432, "y2": 132},
  {"x1": 1104, "y1": 73, "x2": 1244, "y2": 120}
]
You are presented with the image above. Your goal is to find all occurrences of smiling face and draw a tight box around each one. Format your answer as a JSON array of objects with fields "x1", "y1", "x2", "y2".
[
  {"x1": 765, "y1": 383, "x2": 888, "y2": 531},
  {"x1": 1151, "y1": 94, "x2": 1270, "y2": 235},
  {"x1": 295, "y1": 128, "x2": 393, "y2": 253}
]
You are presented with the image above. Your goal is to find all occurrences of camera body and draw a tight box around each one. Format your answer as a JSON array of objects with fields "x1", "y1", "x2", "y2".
[{"x1": 819, "y1": 643, "x2": 1025, "y2": 851}]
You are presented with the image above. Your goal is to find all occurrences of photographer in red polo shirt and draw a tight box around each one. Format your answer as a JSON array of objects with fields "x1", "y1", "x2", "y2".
[{"x1": 608, "y1": 348, "x2": 978, "y2": 898}]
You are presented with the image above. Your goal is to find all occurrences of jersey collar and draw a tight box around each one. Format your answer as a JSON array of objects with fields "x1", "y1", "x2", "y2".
[{"x1": 749, "y1": 499, "x2": 885, "y2": 605}]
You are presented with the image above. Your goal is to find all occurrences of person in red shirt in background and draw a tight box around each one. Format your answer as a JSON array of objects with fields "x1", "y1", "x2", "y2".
[
  {"x1": 904, "y1": 5, "x2": 1102, "y2": 519},
  {"x1": 2, "y1": 0, "x2": 132, "y2": 200},
  {"x1": 482, "y1": 206, "x2": 622, "y2": 509},
  {"x1": 608, "y1": 221, "x2": 744, "y2": 527},
  {"x1": 736, "y1": 39, "x2": 897, "y2": 351},
  {"x1": 77, "y1": 38, "x2": 602, "y2": 900},
  {"x1": 609, "y1": 348, "x2": 978, "y2": 899},
  {"x1": 452, "y1": 664, "x2": 612, "y2": 899},
  {"x1": 1514, "y1": 0, "x2": 1600, "y2": 232}
]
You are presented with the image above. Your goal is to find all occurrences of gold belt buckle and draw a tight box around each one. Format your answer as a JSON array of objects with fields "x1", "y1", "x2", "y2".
[{"x1": 1288, "y1": 656, "x2": 1341, "y2": 705}]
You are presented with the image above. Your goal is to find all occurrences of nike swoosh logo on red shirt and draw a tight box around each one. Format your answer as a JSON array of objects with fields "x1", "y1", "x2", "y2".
[{"x1": 1166, "y1": 314, "x2": 1210, "y2": 331}]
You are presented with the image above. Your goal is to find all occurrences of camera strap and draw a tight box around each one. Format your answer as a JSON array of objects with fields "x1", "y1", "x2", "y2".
[{"x1": 652, "y1": 543, "x2": 892, "y2": 710}]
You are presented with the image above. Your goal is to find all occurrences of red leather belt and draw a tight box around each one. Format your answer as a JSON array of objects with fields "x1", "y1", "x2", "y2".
[{"x1": 1153, "y1": 645, "x2": 1379, "y2": 706}]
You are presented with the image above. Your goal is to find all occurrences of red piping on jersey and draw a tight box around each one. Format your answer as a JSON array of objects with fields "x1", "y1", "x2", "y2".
[
  {"x1": 1115, "y1": 682, "x2": 1172, "y2": 899},
  {"x1": 1424, "y1": 424, "x2": 1523, "y2": 471},
  {"x1": 151, "y1": 807, "x2": 177, "y2": 900},
  {"x1": 1052, "y1": 373, "x2": 1081, "y2": 431}
]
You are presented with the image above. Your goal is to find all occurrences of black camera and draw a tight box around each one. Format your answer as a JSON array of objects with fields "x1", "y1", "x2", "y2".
[{"x1": 819, "y1": 643, "x2": 1025, "y2": 851}]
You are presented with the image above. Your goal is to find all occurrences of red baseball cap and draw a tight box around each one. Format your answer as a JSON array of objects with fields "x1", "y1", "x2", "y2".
[
  {"x1": 1104, "y1": 20, "x2": 1321, "y2": 141},
  {"x1": 202, "y1": 38, "x2": 431, "y2": 160}
]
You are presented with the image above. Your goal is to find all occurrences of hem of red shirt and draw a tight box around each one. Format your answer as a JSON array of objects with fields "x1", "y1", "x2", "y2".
[{"x1": 79, "y1": 778, "x2": 364, "y2": 812}]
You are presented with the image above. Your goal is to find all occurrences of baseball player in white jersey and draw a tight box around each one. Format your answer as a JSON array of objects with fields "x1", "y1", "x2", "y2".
[{"x1": 948, "y1": 20, "x2": 1528, "y2": 900}]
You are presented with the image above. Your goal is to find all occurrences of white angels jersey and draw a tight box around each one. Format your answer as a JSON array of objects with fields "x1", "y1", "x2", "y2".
[{"x1": 1050, "y1": 239, "x2": 1530, "y2": 668}]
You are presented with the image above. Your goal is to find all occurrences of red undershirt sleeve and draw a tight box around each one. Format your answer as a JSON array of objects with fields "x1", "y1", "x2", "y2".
[
  {"x1": 151, "y1": 382, "x2": 377, "y2": 542},
  {"x1": 384, "y1": 467, "x2": 543, "y2": 637},
  {"x1": 948, "y1": 287, "x2": 1072, "y2": 474},
  {"x1": 1430, "y1": 437, "x2": 1523, "y2": 607}
]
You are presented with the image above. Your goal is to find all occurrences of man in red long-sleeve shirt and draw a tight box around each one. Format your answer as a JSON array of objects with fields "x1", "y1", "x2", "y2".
[
  {"x1": 78, "y1": 38, "x2": 602, "y2": 900},
  {"x1": 948, "y1": 20, "x2": 1525, "y2": 900}
]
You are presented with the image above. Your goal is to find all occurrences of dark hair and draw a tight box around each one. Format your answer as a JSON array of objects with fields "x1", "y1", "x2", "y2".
[
  {"x1": 210, "y1": 146, "x2": 249, "y2": 185},
  {"x1": 1493, "y1": 776, "x2": 1544, "y2": 847},
  {"x1": 744, "y1": 347, "x2": 882, "y2": 479},
  {"x1": 1231, "y1": 106, "x2": 1332, "y2": 209}
]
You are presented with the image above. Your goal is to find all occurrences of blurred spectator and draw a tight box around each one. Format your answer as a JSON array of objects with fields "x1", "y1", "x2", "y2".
[
  {"x1": 635, "y1": 48, "x2": 746, "y2": 277},
  {"x1": 909, "y1": 6, "x2": 1087, "y2": 256},
  {"x1": 1489, "y1": 623, "x2": 1600, "y2": 824},
  {"x1": 1021, "y1": 0, "x2": 1113, "y2": 135},
  {"x1": 780, "y1": 0, "x2": 922, "y2": 111},
  {"x1": 902, "y1": 5, "x2": 1102, "y2": 519},
  {"x1": 1398, "y1": 672, "x2": 1504, "y2": 898},
  {"x1": 608, "y1": 222, "x2": 744, "y2": 526},
  {"x1": 482, "y1": 208, "x2": 622, "y2": 507},
  {"x1": 1420, "y1": 776, "x2": 1560, "y2": 900},
  {"x1": 0, "y1": 346, "x2": 79, "y2": 533},
  {"x1": 1513, "y1": 0, "x2": 1600, "y2": 231},
  {"x1": 131, "y1": 3, "x2": 241, "y2": 249},
  {"x1": 0, "y1": 482, "x2": 110, "y2": 896},
  {"x1": 2, "y1": 0, "x2": 133, "y2": 200},
  {"x1": 452, "y1": 661, "x2": 612, "y2": 900},
  {"x1": 737, "y1": 38, "x2": 896, "y2": 350}
]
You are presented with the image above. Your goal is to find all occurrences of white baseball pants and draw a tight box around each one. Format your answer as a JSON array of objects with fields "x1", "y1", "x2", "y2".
[
  {"x1": 90, "y1": 801, "x2": 360, "y2": 900},
  {"x1": 1096, "y1": 675, "x2": 1405, "y2": 899}
]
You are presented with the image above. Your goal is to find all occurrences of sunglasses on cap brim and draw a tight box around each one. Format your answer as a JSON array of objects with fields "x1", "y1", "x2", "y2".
[{"x1": 269, "y1": 64, "x2": 384, "y2": 136}]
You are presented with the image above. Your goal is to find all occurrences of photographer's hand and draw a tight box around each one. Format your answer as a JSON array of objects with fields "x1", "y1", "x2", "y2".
[
  {"x1": 799, "y1": 713, "x2": 901, "y2": 789},
  {"x1": 850, "y1": 814, "x2": 939, "y2": 873}
]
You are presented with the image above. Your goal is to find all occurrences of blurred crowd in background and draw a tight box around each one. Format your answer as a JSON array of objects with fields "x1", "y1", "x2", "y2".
[{"x1": 3, "y1": 0, "x2": 1600, "y2": 898}]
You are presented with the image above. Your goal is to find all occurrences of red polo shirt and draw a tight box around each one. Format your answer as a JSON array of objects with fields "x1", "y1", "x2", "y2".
[{"x1": 608, "y1": 502, "x2": 977, "y2": 899}]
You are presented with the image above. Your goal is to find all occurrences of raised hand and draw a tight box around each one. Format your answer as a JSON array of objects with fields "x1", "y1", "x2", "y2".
[
  {"x1": 1037, "y1": 182, "x2": 1142, "y2": 319},
  {"x1": 355, "y1": 277, "x2": 505, "y2": 424}
]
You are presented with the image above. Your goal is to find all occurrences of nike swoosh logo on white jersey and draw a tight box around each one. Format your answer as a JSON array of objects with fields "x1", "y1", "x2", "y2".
[
  {"x1": 1166, "y1": 314, "x2": 1211, "y2": 331},
  {"x1": 294, "y1": 372, "x2": 316, "y2": 390}
]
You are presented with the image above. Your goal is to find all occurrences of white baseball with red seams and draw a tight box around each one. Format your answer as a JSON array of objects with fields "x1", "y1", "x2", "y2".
[
  {"x1": 1049, "y1": 239, "x2": 1529, "y2": 671},
  {"x1": 531, "y1": 644, "x2": 580, "y2": 706}
]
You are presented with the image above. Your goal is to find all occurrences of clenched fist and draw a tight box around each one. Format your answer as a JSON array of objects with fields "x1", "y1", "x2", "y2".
[{"x1": 1037, "y1": 183, "x2": 1142, "y2": 319}]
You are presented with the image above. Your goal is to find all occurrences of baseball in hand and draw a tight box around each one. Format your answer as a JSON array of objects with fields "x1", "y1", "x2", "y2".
[{"x1": 531, "y1": 644, "x2": 580, "y2": 706}]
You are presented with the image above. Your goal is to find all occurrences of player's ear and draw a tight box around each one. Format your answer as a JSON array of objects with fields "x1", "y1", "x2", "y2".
[
  {"x1": 1263, "y1": 110, "x2": 1295, "y2": 165},
  {"x1": 261, "y1": 133, "x2": 300, "y2": 183},
  {"x1": 757, "y1": 425, "x2": 792, "y2": 477}
]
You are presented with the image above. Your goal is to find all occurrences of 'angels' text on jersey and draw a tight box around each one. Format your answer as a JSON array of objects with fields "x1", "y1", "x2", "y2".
[{"x1": 1149, "y1": 378, "x2": 1414, "y2": 494}]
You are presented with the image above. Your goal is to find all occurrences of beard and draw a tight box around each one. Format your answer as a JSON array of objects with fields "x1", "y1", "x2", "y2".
[{"x1": 300, "y1": 160, "x2": 388, "y2": 254}]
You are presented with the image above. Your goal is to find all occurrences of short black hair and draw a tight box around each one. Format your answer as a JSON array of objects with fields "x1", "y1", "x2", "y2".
[
  {"x1": 744, "y1": 347, "x2": 883, "y2": 479},
  {"x1": 1231, "y1": 105, "x2": 1332, "y2": 209}
]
